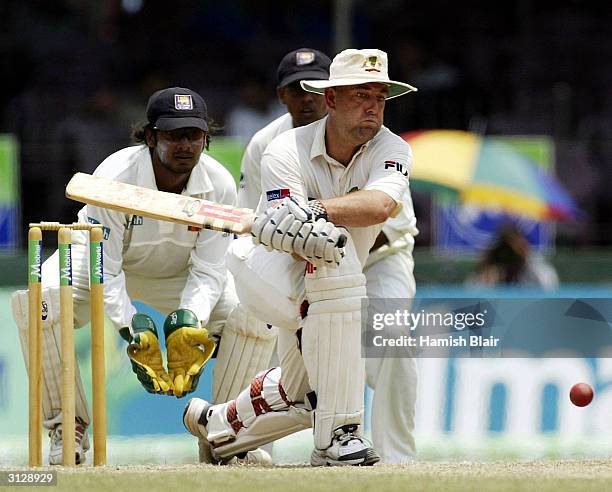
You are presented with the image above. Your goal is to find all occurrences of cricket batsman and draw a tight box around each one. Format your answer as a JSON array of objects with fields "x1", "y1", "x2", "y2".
[
  {"x1": 237, "y1": 47, "x2": 419, "y2": 463},
  {"x1": 183, "y1": 49, "x2": 418, "y2": 466}
]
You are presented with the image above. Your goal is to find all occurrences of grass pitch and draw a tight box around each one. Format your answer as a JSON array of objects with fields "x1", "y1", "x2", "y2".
[{"x1": 13, "y1": 460, "x2": 612, "y2": 492}]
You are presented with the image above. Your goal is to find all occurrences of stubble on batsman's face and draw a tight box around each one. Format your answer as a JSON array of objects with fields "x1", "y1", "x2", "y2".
[
  {"x1": 148, "y1": 128, "x2": 206, "y2": 176},
  {"x1": 327, "y1": 83, "x2": 389, "y2": 146}
]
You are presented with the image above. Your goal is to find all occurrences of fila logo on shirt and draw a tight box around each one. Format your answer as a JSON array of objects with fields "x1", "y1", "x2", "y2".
[{"x1": 384, "y1": 160, "x2": 408, "y2": 177}]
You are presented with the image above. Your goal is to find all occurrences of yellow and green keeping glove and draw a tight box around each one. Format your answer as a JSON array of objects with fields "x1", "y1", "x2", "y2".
[
  {"x1": 164, "y1": 309, "x2": 216, "y2": 398},
  {"x1": 122, "y1": 313, "x2": 173, "y2": 395}
]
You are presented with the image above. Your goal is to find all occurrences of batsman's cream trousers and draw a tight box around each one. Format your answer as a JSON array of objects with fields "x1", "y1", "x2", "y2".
[{"x1": 227, "y1": 235, "x2": 417, "y2": 462}]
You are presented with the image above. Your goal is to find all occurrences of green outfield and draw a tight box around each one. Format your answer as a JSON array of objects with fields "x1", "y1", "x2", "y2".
[{"x1": 3, "y1": 461, "x2": 611, "y2": 492}]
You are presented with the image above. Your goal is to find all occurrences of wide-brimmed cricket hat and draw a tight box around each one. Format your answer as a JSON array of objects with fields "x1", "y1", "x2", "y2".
[
  {"x1": 300, "y1": 48, "x2": 417, "y2": 99},
  {"x1": 146, "y1": 87, "x2": 208, "y2": 132}
]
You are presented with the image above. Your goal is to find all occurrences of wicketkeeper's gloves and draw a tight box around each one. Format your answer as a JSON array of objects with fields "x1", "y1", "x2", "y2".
[
  {"x1": 122, "y1": 313, "x2": 173, "y2": 395},
  {"x1": 164, "y1": 309, "x2": 216, "y2": 398}
]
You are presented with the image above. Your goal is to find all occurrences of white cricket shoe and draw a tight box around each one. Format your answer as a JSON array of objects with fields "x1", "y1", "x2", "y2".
[
  {"x1": 183, "y1": 397, "x2": 211, "y2": 439},
  {"x1": 184, "y1": 398, "x2": 273, "y2": 466},
  {"x1": 310, "y1": 425, "x2": 380, "y2": 467},
  {"x1": 48, "y1": 419, "x2": 90, "y2": 465}
]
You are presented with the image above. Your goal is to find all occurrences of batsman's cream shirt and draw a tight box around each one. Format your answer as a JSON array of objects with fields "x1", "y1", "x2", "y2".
[
  {"x1": 259, "y1": 116, "x2": 414, "y2": 265},
  {"x1": 75, "y1": 145, "x2": 236, "y2": 328}
]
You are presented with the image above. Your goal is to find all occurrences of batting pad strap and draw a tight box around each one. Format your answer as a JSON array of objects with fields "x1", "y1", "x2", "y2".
[
  {"x1": 305, "y1": 272, "x2": 366, "y2": 314},
  {"x1": 306, "y1": 274, "x2": 366, "y2": 296},
  {"x1": 307, "y1": 297, "x2": 364, "y2": 316},
  {"x1": 206, "y1": 401, "x2": 236, "y2": 445}
]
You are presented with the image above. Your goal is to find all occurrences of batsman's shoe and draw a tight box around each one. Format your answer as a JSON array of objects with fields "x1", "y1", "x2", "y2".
[
  {"x1": 310, "y1": 425, "x2": 380, "y2": 467},
  {"x1": 48, "y1": 420, "x2": 90, "y2": 465},
  {"x1": 183, "y1": 397, "x2": 211, "y2": 439},
  {"x1": 198, "y1": 438, "x2": 273, "y2": 466},
  {"x1": 232, "y1": 448, "x2": 273, "y2": 466}
]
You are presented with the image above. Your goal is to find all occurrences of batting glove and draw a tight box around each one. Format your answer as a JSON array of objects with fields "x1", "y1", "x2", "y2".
[{"x1": 251, "y1": 197, "x2": 346, "y2": 266}]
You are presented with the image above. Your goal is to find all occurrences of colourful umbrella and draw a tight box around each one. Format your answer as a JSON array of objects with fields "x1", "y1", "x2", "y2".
[{"x1": 402, "y1": 130, "x2": 579, "y2": 221}]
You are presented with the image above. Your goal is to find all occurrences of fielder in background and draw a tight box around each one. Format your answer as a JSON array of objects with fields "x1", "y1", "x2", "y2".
[
  {"x1": 11, "y1": 87, "x2": 276, "y2": 465},
  {"x1": 183, "y1": 49, "x2": 418, "y2": 466},
  {"x1": 236, "y1": 47, "x2": 420, "y2": 464},
  {"x1": 237, "y1": 48, "x2": 331, "y2": 209}
]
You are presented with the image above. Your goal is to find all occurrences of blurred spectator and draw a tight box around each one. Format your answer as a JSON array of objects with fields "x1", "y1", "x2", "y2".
[
  {"x1": 466, "y1": 224, "x2": 559, "y2": 290},
  {"x1": 225, "y1": 73, "x2": 283, "y2": 143},
  {"x1": 385, "y1": 39, "x2": 464, "y2": 131},
  {"x1": 53, "y1": 86, "x2": 130, "y2": 219},
  {"x1": 0, "y1": 2, "x2": 611, "y2": 247}
]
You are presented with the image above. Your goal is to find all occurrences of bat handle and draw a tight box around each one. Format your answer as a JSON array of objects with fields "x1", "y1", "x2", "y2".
[{"x1": 239, "y1": 213, "x2": 256, "y2": 235}]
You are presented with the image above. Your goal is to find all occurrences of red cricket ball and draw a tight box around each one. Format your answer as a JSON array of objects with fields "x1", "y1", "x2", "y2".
[{"x1": 569, "y1": 383, "x2": 594, "y2": 407}]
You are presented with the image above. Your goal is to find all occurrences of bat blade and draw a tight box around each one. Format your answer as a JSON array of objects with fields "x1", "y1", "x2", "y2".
[{"x1": 65, "y1": 172, "x2": 255, "y2": 234}]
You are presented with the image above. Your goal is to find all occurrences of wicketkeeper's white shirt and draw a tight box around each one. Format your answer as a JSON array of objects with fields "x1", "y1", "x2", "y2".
[
  {"x1": 75, "y1": 145, "x2": 236, "y2": 328},
  {"x1": 259, "y1": 116, "x2": 414, "y2": 265}
]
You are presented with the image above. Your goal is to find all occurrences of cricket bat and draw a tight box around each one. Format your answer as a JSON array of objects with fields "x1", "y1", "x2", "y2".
[{"x1": 65, "y1": 172, "x2": 255, "y2": 234}]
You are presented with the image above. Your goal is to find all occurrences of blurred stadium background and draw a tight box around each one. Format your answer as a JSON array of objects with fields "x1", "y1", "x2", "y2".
[{"x1": 1, "y1": 0, "x2": 612, "y2": 466}]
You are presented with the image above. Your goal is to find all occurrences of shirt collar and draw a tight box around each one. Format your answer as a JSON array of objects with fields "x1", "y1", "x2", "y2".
[
  {"x1": 135, "y1": 146, "x2": 158, "y2": 188},
  {"x1": 135, "y1": 146, "x2": 213, "y2": 196},
  {"x1": 310, "y1": 117, "x2": 328, "y2": 160}
]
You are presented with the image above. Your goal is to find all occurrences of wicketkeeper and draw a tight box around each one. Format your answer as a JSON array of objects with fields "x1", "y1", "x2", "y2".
[{"x1": 11, "y1": 87, "x2": 276, "y2": 465}]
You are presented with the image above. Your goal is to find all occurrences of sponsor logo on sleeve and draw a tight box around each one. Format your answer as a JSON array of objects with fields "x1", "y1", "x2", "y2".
[
  {"x1": 266, "y1": 188, "x2": 291, "y2": 201},
  {"x1": 384, "y1": 160, "x2": 408, "y2": 177}
]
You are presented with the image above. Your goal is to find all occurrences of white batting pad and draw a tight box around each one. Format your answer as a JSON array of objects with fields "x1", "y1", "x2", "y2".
[
  {"x1": 12, "y1": 288, "x2": 91, "y2": 429},
  {"x1": 301, "y1": 234, "x2": 367, "y2": 449},
  {"x1": 212, "y1": 304, "x2": 278, "y2": 403}
]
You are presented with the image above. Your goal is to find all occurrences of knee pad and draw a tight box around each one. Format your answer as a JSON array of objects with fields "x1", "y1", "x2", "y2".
[{"x1": 207, "y1": 367, "x2": 311, "y2": 457}]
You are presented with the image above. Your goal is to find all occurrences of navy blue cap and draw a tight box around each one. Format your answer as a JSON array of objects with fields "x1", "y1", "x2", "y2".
[
  {"x1": 146, "y1": 87, "x2": 208, "y2": 131},
  {"x1": 277, "y1": 49, "x2": 331, "y2": 88}
]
